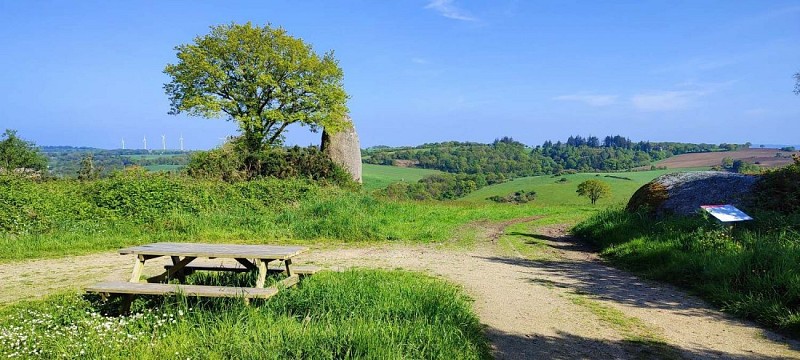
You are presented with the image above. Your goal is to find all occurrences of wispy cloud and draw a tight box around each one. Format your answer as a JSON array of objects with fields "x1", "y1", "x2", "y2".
[
  {"x1": 630, "y1": 91, "x2": 704, "y2": 111},
  {"x1": 630, "y1": 81, "x2": 734, "y2": 111},
  {"x1": 553, "y1": 94, "x2": 618, "y2": 107},
  {"x1": 425, "y1": 0, "x2": 477, "y2": 21},
  {"x1": 411, "y1": 57, "x2": 430, "y2": 65}
]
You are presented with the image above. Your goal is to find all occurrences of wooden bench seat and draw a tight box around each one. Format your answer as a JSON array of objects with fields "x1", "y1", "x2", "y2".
[
  {"x1": 164, "y1": 263, "x2": 323, "y2": 276},
  {"x1": 85, "y1": 280, "x2": 295, "y2": 299},
  {"x1": 86, "y1": 281, "x2": 278, "y2": 299}
]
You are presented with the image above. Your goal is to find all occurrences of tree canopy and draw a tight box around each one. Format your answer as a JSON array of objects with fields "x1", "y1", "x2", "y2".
[
  {"x1": 164, "y1": 23, "x2": 349, "y2": 154},
  {"x1": 0, "y1": 129, "x2": 47, "y2": 172},
  {"x1": 576, "y1": 179, "x2": 611, "y2": 205}
]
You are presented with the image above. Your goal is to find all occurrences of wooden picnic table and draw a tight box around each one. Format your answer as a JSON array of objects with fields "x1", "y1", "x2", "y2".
[
  {"x1": 121, "y1": 242, "x2": 307, "y2": 287},
  {"x1": 86, "y1": 243, "x2": 316, "y2": 306}
]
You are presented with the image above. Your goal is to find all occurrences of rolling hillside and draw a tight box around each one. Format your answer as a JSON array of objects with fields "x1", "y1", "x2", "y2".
[
  {"x1": 459, "y1": 169, "x2": 705, "y2": 206},
  {"x1": 654, "y1": 149, "x2": 797, "y2": 169}
]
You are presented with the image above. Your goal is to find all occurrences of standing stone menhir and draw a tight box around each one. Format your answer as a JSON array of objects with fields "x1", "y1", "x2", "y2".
[{"x1": 321, "y1": 116, "x2": 362, "y2": 183}]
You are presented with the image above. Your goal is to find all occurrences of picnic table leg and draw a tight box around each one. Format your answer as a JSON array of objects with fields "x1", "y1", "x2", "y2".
[
  {"x1": 283, "y1": 259, "x2": 293, "y2": 277},
  {"x1": 171, "y1": 256, "x2": 187, "y2": 282},
  {"x1": 129, "y1": 255, "x2": 146, "y2": 283},
  {"x1": 255, "y1": 259, "x2": 268, "y2": 288}
]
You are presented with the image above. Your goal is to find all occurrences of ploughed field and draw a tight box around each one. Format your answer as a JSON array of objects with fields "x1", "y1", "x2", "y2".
[{"x1": 654, "y1": 148, "x2": 798, "y2": 169}]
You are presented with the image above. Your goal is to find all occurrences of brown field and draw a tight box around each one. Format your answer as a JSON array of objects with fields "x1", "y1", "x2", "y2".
[{"x1": 655, "y1": 148, "x2": 798, "y2": 169}]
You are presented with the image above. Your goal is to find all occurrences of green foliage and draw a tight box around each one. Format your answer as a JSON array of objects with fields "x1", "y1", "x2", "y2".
[
  {"x1": 576, "y1": 179, "x2": 611, "y2": 205},
  {"x1": 186, "y1": 141, "x2": 353, "y2": 185},
  {"x1": 753, "y1": 156, "x2": 800, "y2": 213},
  {"x1": 0, "y1": 270, "x2": 490, "y2": 359},
  {"x1": 717, "y1": 157, "x2": 761, "y2": 174},
  {"x1": 0, "y1": 129, "x2": 47, "y2": 172},
  {"x1": 380, "y1": 173, "x2": 496, "y2": 201},
  {"x1": 0, "y1": 175, "x2": 548, "y2": 260},
  {"x1": 487, "y1": 190, "x2": 537, "y2": 204},
  {"x1": 186, "y1": 143, "x2": 247, "y2": 182},
  {"x1": 164, "y1": 22, "x2": 349, "y2": 155},
  {"x1": 42, "y1": 147, "x2": 190, "y2": 178},
  {"x1": 573, "y1": 208, "x2": 800, "y2": 334},
  {"x1": 364, "y1": 135, "x2": 744, "y2": 177},
  {"x1": 781, "y1": 146, "x2": 796, "y2": 152},
  {"x1": 77, "y1": 154, "x2": 101, "y2": 180}
]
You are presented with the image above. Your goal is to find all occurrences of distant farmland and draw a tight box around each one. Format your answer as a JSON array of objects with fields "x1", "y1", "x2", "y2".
[{"x1": 654, "y1": 149, "x2": 798, "y2": 169}]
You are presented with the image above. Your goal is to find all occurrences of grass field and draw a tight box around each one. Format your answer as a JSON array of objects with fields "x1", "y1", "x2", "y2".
[
  {"x1": 361, "y1": 164, "x2": 442, "y2": 190},
  {"x1": 0, "y1": 270, "x2": 490, "y2": 359},
  {"x1": 460, "y1": 168, "x2": 707, "y2": 206},
  {"x1": 573, "y1": 208, "x2": 800, "y2": 335}
]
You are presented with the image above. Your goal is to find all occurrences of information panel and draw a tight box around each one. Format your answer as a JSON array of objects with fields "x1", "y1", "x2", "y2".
[{"x1": 700, "y1": 205, "x2": 753, "y2": 222}]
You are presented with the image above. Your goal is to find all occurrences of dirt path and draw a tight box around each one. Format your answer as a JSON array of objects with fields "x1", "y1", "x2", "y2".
[{"x1": 1, "y1": 221, "x2": 799, "y2": 359}]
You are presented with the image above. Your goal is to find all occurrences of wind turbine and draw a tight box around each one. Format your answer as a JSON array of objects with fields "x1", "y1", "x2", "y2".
[
  {"x1": 143, "y1": 135, "x2": 147, "y2": 150},
  {"x1": 179, "y1": 134, "x2": 184, "y2": 151},
  {"x1": 161, "y1": 134, "x2": 166, "y2": 151},
  {"x1": 121, "y1": 138, "x2": 125, "y2": 150}
]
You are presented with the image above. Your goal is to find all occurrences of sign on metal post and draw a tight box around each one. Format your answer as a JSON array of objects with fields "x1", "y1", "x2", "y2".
[{"x1": 700, "y1": 205, "x2": 753, "y2": 223}]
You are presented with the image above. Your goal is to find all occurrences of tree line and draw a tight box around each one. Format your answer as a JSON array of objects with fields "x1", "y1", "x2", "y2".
[{"x1": 364, "y1": 135, "x2": 751, "y2": 176}]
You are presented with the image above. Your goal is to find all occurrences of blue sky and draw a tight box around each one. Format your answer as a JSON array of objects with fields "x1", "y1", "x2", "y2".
[{"x1": 0, "y1": 1, "x2": 798, "y2": 149}]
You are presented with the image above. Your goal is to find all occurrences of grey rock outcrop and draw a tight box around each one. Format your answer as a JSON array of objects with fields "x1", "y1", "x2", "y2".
[
  {"x1": 627, "y1": 171, "x2": 758, "y2": 216},
  {"x1": 321, "y1": 116, "x2": 362, "y2": 183}
]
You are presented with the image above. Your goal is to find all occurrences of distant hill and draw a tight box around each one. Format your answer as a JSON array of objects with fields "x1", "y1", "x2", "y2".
[
  {"x1": 654, "y1": 149, "x2": 798, "y2": 169},
  {"x1": 364, "y1": 136, "x2": 751, "y2": 177}
]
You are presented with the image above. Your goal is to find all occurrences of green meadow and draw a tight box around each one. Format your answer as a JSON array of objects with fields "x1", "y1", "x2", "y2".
[
  {"x1": 361, "y1": 164, "x2": 442, "y2": 191},
  {"x1": 461, "y1": 168, "x2": 706, "y2": 206}
]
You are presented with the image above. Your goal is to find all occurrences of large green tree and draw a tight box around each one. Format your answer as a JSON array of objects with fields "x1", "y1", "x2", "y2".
[
  {"x1": 164, "y1": 23, "x2": 349, "y2": 155},
  {"x1": 0, "y1": 129, "x2": 47, "y2": 172},
  {"x1": 576, "y1": 179, "x2": 611, "y2": 205}
]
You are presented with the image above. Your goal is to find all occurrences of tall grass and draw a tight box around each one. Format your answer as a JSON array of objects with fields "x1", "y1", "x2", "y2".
[
  {"x1": 0, "y1": 173, "x2": 560, "y2": 261},
  {"x1": 0, "y1": 270, "x2": 490, "y2": 359},
  {"x1": 573, "y1": 208, "x2": 800, "y2": 335}
]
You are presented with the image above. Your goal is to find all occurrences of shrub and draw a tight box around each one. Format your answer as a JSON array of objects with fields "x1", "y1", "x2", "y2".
[
  {"x1": 752, "y1": 156, "x2": 800, "y2": 213},
  {"x1": 487, "y1": 190, "x2": 537, "y2": 204},
  {"x1": 186, "y1": 140, "x2": 353, "y2": 186}
]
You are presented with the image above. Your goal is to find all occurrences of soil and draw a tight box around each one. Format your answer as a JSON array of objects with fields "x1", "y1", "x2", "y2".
[
  {"x1": 1, "y1": 220, "x2": 798, "y2": 359},
  {"x1": 654, "y1": 148, "x2": 798, "y2": 169}
]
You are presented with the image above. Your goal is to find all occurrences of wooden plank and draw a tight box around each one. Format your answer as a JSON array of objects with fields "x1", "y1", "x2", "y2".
[
  {"x1": 86, "y1": 281, "x2": 280, "y2": 299},
  {"x1": 255, "y1": 259, "x2": 267, "y2": 288},
  {"x1": 118, "y1": 243, "x2": 307, "y2": 260},
  {"x1": 277, "y1": 274, "x2": 300, "y2": 289},
  {"x1": 146, "y1": 256, "x2": 196, "y2": 283},
  {"x1": 129, "y1": 255, "x2": 145, "y2": 283},
  {"x1": 164, "y1": 264, "x2": 323, "y2": 275},
  {"x1": 235, "y1": 258, "x2": 258, "y2": 271}
]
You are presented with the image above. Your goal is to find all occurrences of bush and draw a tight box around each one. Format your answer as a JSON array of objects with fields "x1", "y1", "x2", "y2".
[
  {"x1": 752, "y1": 156, "x2": 800, "y2": 213},
  {"x1": 186, "y1": 140, "x2": 353, "y2": 186},
  {"x1": 379, "y1": 173, "x2": 490, "y2": 201},
  {"x1": 487, "y1": 190, "x2": 537, "y2": 204}
]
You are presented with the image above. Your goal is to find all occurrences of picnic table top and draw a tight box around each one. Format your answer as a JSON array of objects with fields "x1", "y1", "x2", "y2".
[{"x1": 118, "y1": 242, "x2": 307, "y2": 260}]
